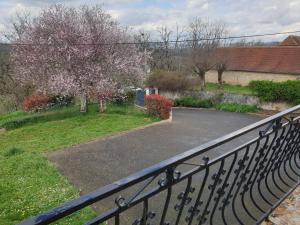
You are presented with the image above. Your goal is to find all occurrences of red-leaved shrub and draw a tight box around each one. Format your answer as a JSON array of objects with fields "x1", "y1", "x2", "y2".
[
  {"x1": 145, "y1": 94, "x2": 173, "y2": 119},
  {"x1": 22, "y1": 95, "x2": 51, "y2": 112}
]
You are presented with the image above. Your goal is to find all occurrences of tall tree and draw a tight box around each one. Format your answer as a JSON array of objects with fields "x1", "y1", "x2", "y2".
[
  {"x1": 9, "y1": 5, "x2": 147, "y2": 112},
  {"x1": 186, "y1": 18, "x2": 227, "y2": 91}
]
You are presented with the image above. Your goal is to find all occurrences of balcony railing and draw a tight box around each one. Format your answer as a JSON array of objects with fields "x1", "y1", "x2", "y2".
[{"x1": 20, "y1": 105, "x2": 300, "y2": 225}]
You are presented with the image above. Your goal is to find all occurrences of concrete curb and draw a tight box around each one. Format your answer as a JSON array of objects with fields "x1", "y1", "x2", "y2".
[
  {"x1": 173, "y1": 106, "x2": 269, "y2": 118},
  {"x1": 173, "y1": 106, "x2": 216, "y2": 111}
]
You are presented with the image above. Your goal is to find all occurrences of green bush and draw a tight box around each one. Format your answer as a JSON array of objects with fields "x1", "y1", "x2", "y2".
[
  {"x1": 174, "y1": 96, "x2": 213, "y2": 108},
  {"x1": 215, "y1": 103, "x2": 258, "y2": 113},
  {"x1": 249, "y1": 80, "x2": 300, "y2": 104}
]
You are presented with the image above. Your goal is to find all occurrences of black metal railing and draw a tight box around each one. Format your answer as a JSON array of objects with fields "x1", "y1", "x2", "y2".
[{"x1": 20, "y1": 105, "x2": 300, "y2": 225}]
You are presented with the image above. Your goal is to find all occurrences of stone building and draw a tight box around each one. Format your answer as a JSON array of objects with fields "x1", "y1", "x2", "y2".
[{"x1": 206, "y1": 36, "x2": 300, "y2": 85}]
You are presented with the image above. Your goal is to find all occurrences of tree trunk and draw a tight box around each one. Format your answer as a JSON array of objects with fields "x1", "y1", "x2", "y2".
[
  {"x1": 218, "y1": 70, "x2": 223, "y2": 86},
  {"x1": 199, "y1": 72, "x2": 206, "y2": 91},
  {"x1": 80, "y1": 92, "x2": 87, "y2": 113},
  {"x1": 99, "y1": 99, "x2": 107, "y2": 113}
]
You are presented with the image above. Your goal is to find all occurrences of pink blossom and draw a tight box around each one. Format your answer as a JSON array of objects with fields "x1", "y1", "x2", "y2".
[{"x1": 10, "y1": 5, "x2": 149, "y2": 99}]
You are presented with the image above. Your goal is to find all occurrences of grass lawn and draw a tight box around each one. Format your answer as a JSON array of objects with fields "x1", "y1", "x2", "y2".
[
  {"x1": 198, "y1": 83, "x2": 254, "y2": 96},
  {"x1": 0, "y1": 104, "x2": 159, "y2": 225}
]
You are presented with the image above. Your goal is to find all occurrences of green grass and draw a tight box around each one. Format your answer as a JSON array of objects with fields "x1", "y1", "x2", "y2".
[
  {"x1": 0, "y1": 104, "x2": 159, "y2": 225},
  {"x1": 215, "y1": 103, "x2": 258, "y2": 113},
  {"x1": 204, "y1": 83, "x2": 254, "y2": 96}
]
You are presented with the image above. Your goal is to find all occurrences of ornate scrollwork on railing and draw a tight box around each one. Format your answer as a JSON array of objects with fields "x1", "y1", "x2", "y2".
[{"x1": 19, "y1": 105, "x2": 300, "y2": 225}]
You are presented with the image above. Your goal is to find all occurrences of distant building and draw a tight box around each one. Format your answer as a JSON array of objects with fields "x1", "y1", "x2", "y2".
[
  {"x1": 280, "y1": 35, "x2": 300, "y2": 46},
  {"x1": 206, "y1": 36, "x2": 300, "y2": 86}
]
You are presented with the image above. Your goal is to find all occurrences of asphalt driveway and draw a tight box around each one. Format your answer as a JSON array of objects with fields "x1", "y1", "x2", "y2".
[
  {"x1": 47, "y1": 108, "x2": 300, "y2": 225},
  {"x1": 49, "y1": 108, "x2": 261, "y2": 195}
]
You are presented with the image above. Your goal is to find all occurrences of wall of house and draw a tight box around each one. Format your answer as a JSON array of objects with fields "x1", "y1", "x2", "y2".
[{"x1": 205, "y1": 70, "x2": 300, "y2": 86}]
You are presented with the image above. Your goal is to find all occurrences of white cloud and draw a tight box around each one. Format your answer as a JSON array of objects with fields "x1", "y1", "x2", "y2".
[{"x1": 0, "y1": 0, "x2": 300, "y2": 42}]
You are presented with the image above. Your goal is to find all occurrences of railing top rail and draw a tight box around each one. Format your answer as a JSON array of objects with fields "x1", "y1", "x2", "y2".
[{"x1": 20, "y1": 104, "x2": 300, "y2": 225}]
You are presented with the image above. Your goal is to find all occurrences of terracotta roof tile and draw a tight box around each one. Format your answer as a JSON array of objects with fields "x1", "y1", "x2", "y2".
[{"x1": 217, "y1": 47, "x2": 300, "y2": 75}]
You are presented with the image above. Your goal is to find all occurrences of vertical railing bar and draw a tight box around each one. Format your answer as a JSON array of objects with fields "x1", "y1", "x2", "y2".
[
  {"x1": 282, "y1": 125, "x2": 299, "y2": 182},
  {"x1": 292, "y1": 130, "x2": 300, "y2": 170},
  {"x1": 231, "y1": 146, "x2": 250, "y2": 225},
  {"x1": 174, "y1": 176, "x2": 192, "y2": 225},
  {"x1": 270, "y1": 125, "x2": 297, "y2": 193},
  {"x1": 283, "y1": 123, "x2": 300, "y2": 182},
  {"x1": 256, "y1": 123, "x2": 282, "y2": 206},
  {"x1": 240, "y1": 139, "x2": 261, "y2": 221},
  {"x1": 248, "y1": 135, "x2": 270, "y2": 213},
  {"x1": 221, "y1": 148, "x2": 250, "y2": 225},
  {"x1": 140, "y1": 199, "x2": 148, "y2": 225},
  {"x1": 275, "y1": 124, "x2": 300, "y2": 187},
  {"x1": 198, "y1": 160, "x2": 225, "y2": 225},
  {"x1": 187, "y1": 167, "x2": 210, "y2": 225},
  {"x1": 209, "y1": 152, "x2": 238, "y2": 225},
  {"x1": 159, "y1": 168, "x2": 174, "y2": 225},
  {"x1": 115, "y1": 214, "x2": 120, "y2": 225},
  {"x1": 263, "y1": 124, "x2": 290, "y2": 200},
  {"x1": 294, "y1": 149, "x2": 300, "y2": 170},
  {"x1": 288, "y1": 135, "x2": 300, "y2": 176}
]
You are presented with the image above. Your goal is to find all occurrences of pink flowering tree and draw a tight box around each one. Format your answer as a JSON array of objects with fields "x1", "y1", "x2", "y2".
[{"x1": 9, "y1": 5, "x2": 147, "y2": 112}]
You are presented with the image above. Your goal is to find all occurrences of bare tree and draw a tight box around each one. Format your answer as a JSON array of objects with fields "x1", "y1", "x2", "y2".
[
  {"x1": 186, "y1": 18, "x2": 227, "y2": 91},
  {"x1": 173, "y1": 24, "x2": 185, "y2": 71},
  {"x1": 231, "y1": 38, "x2": 265, "y2": 47},
  {"x1": 134, "y1": 30, "x2": 151, "y2": 51},
  {"x1": 151, "y1": 25, "x2": 185, "y2": 71},
  {"x1": 156, "y1": 26, "x2": 172, "y2": 71},
  {"x1": 174, "y1": 24, "x2": 184, "y2": 49},
  {"x1": 215, "y1": 53, "x2": 228, "y2": 86},
  {"x1": 214, "y1": 39, "x2": 231, "y2": 87}
]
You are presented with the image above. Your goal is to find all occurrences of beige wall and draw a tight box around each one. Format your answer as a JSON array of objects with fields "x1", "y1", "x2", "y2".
[{"x1": 206, "y1": 70, "x2": 300, "y2": 86}]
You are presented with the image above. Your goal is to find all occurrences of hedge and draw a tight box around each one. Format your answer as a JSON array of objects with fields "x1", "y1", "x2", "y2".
[
  {"x1": 174, "y1": 96, "x2": 213, "y2": 108},
  {"x1": 215, "y1": 103, "x2": 258, "y2": 113},
  {"x1": 249, "y1": 80, "x2": 300, "y2": 104},
  {"x1": 145, "y1": 94, "x2": 173, "y2": 119}
]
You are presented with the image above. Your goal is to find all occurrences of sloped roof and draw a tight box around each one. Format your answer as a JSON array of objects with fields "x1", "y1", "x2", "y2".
[
  {"x1": 217, "y1": 47, "x2": 300, "y2": 75},
  {"x1": 280, "y1": 35, "x2": 300, "y2": 46}
]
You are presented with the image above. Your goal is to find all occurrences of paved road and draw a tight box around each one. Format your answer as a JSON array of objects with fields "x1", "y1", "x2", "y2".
[{"x1": 49, "y1": 108, "x2": 261, "y2": 195}]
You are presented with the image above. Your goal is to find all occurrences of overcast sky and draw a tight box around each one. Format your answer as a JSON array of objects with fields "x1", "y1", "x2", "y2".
[{"x1": 1, "y1": 0, "x2": 300, "y2": 41}]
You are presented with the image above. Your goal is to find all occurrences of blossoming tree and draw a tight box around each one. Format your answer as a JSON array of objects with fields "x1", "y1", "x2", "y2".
[{"x1": 10, "y1": 5, "x2": 147, "y2": 112}]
